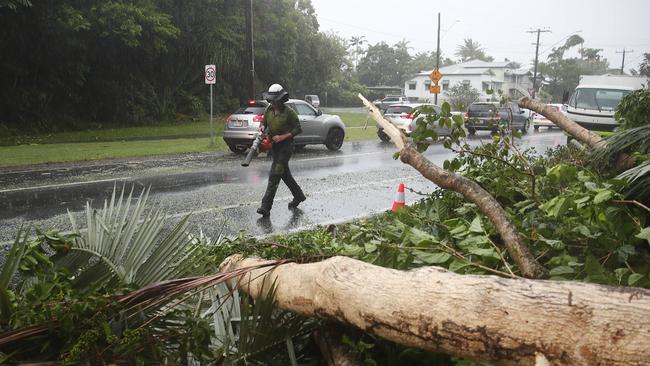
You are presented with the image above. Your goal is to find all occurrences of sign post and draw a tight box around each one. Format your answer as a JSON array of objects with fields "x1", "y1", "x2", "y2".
[{"x1": 205, "y1": 64, "x2": 216, "y2": 145}]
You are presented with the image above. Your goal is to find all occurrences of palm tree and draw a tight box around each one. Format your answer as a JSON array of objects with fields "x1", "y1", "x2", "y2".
[
  {"x1": 348, "y1": 35, "x2": 366, "y2": 72},
  {"x1": 455, "y1": 38, "x2": 493, "y2": 62}
]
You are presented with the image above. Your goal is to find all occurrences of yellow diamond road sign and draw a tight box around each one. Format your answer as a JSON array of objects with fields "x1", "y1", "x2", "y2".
[{"x1": 429, "y1": 69, "x2": 442, "y2": 83}]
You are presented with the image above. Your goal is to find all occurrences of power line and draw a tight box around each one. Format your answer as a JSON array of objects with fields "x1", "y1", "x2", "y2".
[{"x1": 527, "y1": 28, "x2": 551, "y2": 99}]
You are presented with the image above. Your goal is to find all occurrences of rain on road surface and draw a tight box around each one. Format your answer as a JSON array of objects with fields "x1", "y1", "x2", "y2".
[{"x1": 0, "y1": 131, "x2": 567, "y2": 244}]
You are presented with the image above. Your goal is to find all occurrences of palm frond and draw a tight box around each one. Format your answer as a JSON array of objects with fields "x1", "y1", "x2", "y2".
[
  {"x1": 591, "y1": 125, "x2": 650, "y2": 168},
  {"x1": 0, "y1": 227, "x2": 30, "y2": 325},
  {"x1": 60, "y1": 184, "x2": 196, "y2": 288},
  {"x1": 617, "y1": 160, "x2": 650, "y2": 201}
]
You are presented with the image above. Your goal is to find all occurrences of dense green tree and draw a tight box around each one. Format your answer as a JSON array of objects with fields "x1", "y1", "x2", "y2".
[
  {"x1": 538, "y1": 39, "x2": 609, "y2": 102},
  {"x1": 639, "y1": 53, "x2": 650, "y2": 77},
  {"x1": 454, "y1": 38, "x2": 494, "y2": 62},
  {"x1": 444, "y1": 82, "x2": 480, "y2": 111},
  {"x1": 0, "y1": 0, "x2": 348, "y2": 133}
]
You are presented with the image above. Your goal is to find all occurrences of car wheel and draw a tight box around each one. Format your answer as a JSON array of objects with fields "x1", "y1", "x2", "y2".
[
  {"x1": 294, "y1": 144, "x2": 306, "y2": 152},
  {"x1": 534, "y1": 125, "x2": 539, "y2": 132},
  {"x1": 228, "y1": 144, "x2": 247, "y2": 155},
  {"x1": 325, "y1": 128, "x2": 344, "y2": 151},
  {"x1": 520, "y1": 120, "x2": 529, "y2": 134},
  {"x1": 377, "y1": 129, "x2": 391, "y2": 142},
  {"x1": 467, "y1": 127, "x2": 476, "y2": 136}
]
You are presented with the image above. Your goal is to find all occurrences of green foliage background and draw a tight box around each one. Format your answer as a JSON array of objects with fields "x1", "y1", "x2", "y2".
[{"x1": 0, "y1": 0, "x2": 349, "y2": 132}]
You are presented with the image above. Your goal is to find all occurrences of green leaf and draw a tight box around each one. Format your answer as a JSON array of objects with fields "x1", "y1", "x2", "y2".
[
  {"x1": 468, "y1": 217, "x2": 484, "y2": 233},
  {"x1": 406, "y1": 227, "x2": 437, "y2": 246},
  {"x1": 636, "y1": 227, "x2": 650, "y2": 240},
  {"x1": 364, "y1": 242, "x2": 377, "y2": 253},
  {"x1": 468, "y1": 247, "x2": 498, "y2": 259},
  {"x1": 441, "y1": 103, "x2": 451, "y2": 117},
  {"x1": 413, "y1": 250, "x2": 451, "y2": 264},
  {"x1": 458, "y1": 235, "x2": 489, "y2": 248},
  {"x1": 449, "y1": 259, "x2": 469, "y2": 273},
  {"x1": 539, "y1": 237, "x2": 565, "y2": 250},
  {"x1": 628, "y1": 273, "x2": 644, "y2": 286},
  {"x1": 616, "y1": 245, "x2": 636, "y2": 262},
  {"x1": 549, "y1": 265, "x2": 575, "y2": 276},
  {"x1": 593, "y1": 189, "x2": 614, "y2": 204}
]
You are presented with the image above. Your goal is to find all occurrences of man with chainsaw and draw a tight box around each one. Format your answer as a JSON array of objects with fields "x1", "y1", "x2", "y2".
[{"x1": 256, "y1": 83, "x2": 306, "y2": 217}]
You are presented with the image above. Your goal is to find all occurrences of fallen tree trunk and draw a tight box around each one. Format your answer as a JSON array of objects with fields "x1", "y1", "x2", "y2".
[
  {"x1": 517, "y1": 97, "x2": 603, "y2": 148},
  {"x1": 358, "y1": 94, "x2": 546, "y2": 279},
  {"x1": 518, "y1": 97, "x2": 637, "y2": 170},
  {"x1": 221, "y1": 255, "x2": 650, "y2": 366}
]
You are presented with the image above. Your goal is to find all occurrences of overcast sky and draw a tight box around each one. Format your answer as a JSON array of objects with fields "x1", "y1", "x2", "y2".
[{"x1": 310, "y1": 0, "x2": 649, "y2": 73}]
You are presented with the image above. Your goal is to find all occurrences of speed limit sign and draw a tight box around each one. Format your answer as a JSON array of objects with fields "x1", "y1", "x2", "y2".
[{"x1": 205, "y1": 64, "x2": 216, "y2": 84}]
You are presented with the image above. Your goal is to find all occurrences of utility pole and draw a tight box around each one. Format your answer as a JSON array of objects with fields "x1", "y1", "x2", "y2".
[
  {"x1": 435, "y1": 12, "x2": 441, "y2": 105},
  {"x1": 616, "y1": 48, "x2": 634, "y2": 75},
  {"x1": 527, "y1": 28, "x2": 551, "y2": 99},
  {"x1": 249, "y1": 0, "x2": 256, "y2": 99}
]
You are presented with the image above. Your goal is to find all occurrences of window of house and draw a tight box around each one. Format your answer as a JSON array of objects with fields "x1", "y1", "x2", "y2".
[
  {"x1": 442, "y1": 80, "x2": 449, "y2": 91},
  {"x1": 408, "y1": 82, "x2": 416, "y2": 90},
  {"x1": 462, "y1": 80, "x2": 470, "y2": 86},
  {"x1": 424, "y1": 81, "x2": 431, "y2": 90}
]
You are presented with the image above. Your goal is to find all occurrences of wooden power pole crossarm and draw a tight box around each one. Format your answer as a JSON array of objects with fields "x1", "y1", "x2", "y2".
[
  {"x1": 358, "y1": 94, "x2": 546, "y2": 279},
  {"x1": 220, "y1": 255, "x2": 650, "y2": 365}
]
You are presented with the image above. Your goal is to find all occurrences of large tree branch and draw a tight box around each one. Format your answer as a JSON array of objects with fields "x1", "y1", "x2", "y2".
[
  {"x1": 221, "y1": 255, "x2": 650, "y2": 366},
  {"x1": 517, "y1": 97, "x2": 603, "y2": 148},
  {"x1": 358, "y1": 94, "x2": 546, "y2": 279}
]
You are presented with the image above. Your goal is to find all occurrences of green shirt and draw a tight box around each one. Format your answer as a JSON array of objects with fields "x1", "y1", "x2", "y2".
[{"x1": 263, "y1": 105, "x2": 302, "y2": 138}]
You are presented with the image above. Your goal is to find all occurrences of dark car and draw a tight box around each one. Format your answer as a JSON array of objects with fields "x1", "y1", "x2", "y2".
[{"x1": 465, "y1": 102, "x2": 530, "y2": 135}]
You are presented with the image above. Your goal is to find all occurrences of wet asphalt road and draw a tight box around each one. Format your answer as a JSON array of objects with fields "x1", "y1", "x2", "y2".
[{"x1": 0, "y1": 131, "x2": 567, "y2": 244}]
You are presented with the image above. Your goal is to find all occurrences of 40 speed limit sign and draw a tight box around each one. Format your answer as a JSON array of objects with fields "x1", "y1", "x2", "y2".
[{"x1": 205, "y1": 64, "x2": 216, "y2": 84}]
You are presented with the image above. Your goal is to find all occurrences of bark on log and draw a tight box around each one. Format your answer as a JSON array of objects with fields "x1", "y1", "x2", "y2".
[
  {"x1": 517, "y1": 97, "x2": 603, "y2": 148},
  {"x1": 221, "y1": 255, "x2": 650, "y2": 366},
  {"x1": 358, "y1": 94, "x2": 546, "y2": 279}
]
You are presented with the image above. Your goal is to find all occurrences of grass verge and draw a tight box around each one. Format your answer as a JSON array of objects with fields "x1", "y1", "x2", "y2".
[{"x1": 0, "y1": 111, "x2": 379, "y2": 167}]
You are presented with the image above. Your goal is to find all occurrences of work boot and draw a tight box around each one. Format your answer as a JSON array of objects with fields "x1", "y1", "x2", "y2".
[
  {"x1": 256, "y1": 207, "x2": 270, "y2": 217},
  {"x1": 288, "y1": 195, "x2": 306, "y2": 209}
]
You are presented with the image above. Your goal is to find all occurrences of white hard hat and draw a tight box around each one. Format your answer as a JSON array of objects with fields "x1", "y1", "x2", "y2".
[{"x1": 263, "y1": 83, "x2": 289, "y2": 103}]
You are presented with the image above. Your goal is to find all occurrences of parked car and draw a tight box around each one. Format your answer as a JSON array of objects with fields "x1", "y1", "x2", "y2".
[
  {"x1": 532, "y1": 103, "x2": 567, "y2": 131},
  {"x1": 223, "y1": 99, "x2": 346, "y2": 153},
  {"x1": 305, "y1": 94, "x2": 320, "y2": 108},
  {"x1": 373, "y1": 95, "x2": 409, "y2": 111},
  {"x1": 377, "y1": 103, "x2": 457, "y2": 142},
  {"x1": 465, "y1": 102, "x2": 530, "y2": 135}
]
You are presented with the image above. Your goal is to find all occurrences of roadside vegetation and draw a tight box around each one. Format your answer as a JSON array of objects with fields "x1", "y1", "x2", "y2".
[
  {"x1": 0, "y1": 111, "x2": 376, "y2": 167},
  {"x1": 1, "y1": 90, "x2": 648, "y2": 364}
]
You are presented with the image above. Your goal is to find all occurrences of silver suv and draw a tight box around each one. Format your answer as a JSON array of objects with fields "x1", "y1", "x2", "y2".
[
  {"x1": 373, "y1": 95, "x2": 409, "y2": 111},
  {"x1": 223, "y1": 99, "x2": 346, "y2": 153}
]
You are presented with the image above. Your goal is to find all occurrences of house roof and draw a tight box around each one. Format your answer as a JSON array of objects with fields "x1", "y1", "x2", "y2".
[{"x1": 417, "y1": 59, "x2": 529, "y2": 77}]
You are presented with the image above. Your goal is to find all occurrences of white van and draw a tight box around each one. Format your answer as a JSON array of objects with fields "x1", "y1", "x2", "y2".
[
  {"x1": 565, "y1": 74, "x2": 648, "y2": 134},
  {"x1": 304, "y1": 94, "x2": 320, "y2": 108}
]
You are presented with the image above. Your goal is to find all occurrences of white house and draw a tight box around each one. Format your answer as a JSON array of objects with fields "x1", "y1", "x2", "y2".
[{"x1": 404, "y1": 60, "x2": 534, "y2": 104}]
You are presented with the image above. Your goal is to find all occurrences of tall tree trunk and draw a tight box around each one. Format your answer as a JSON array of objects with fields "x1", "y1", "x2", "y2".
[
  {"x1": 221, "y1": 255, "x2": 650, "y2": 366},
  {"x1": 358, "y1": 94, "x2": 546, "y2": 279}
]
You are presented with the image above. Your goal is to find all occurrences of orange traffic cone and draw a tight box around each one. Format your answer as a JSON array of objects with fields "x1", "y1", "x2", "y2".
[{"x1": 391, "y1": 182, "x2": 406, "y2": 212}]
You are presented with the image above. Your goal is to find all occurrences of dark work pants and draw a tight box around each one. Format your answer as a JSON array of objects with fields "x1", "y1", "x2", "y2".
[{"x1": 260, "y1": 140, "x2": 305, "y2": 211}]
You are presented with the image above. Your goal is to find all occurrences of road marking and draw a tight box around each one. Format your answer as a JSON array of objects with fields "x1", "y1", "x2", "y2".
[{"x1": 0, "y1": 177, "x2": 131, "y2": 194}]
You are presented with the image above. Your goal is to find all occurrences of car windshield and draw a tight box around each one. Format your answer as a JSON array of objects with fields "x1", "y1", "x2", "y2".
[
  {"x1": 385, "y1": 106, "x2": 413, "y2": 114},
  {"x1": 234, "y1": 106, "x2": 266, "y2": 115},
  {"x1": 569, "y1": 88, "x2": 631, "y2": 111}
]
